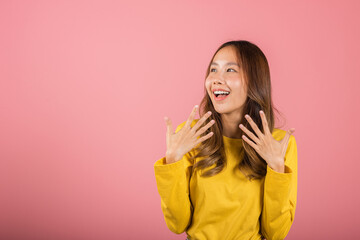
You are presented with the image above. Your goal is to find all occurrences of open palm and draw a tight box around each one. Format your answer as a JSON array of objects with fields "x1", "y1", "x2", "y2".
[{"x1": 239, "y1": 110, "x2": 295, "y2": 172}]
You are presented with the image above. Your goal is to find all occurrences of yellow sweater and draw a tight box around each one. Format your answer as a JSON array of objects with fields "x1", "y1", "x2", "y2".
[{"x1": 154, "y1": 119, "x2": 298, "y2": 240}]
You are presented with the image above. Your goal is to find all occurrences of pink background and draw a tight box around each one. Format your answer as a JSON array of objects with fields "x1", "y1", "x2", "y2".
[{"x1": 1, "y1": 0, "x2": 359, "y2": 239}]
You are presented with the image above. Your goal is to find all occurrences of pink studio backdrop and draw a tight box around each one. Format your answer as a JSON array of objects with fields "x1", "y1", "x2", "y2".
[{"x1": 1, "y1": 0, "x2": 359, "y2": 239}]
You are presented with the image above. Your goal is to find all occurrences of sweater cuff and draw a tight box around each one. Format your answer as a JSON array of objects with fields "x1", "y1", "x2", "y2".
[
  {"x1": 265, "y1": 164, "x2": 292, "y2": 194},
  {"x1": 154, "y1": 156, "x2": 186, "y2": 173}
]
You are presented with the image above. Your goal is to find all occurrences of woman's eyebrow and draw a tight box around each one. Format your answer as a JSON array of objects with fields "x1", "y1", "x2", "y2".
[{"x1": 211, "y1": 62, "x2": 240, "y2": 67}]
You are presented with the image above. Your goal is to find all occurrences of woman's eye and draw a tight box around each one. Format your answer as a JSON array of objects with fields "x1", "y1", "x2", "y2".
[{"x1": 210, "y1": 68, "x2": 236, "y2": 72}]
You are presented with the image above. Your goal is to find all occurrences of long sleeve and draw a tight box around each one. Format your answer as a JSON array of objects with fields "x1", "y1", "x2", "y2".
[
  {"x1": 260, "y1": 135, "x2": 298, "y2": 240},
  {"x1": 154, "y1": 121, "x2": 194, "y2": 234}
]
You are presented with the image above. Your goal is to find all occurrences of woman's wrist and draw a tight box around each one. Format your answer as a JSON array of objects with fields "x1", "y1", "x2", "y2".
[{"x1": 165, "y1": 154, "x2": 182, "y2": 164}]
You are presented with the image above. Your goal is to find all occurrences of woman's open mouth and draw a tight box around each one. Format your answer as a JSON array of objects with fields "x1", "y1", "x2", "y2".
[{"x1": 213, "y1": 90, "x2": 230, "y2": 101}]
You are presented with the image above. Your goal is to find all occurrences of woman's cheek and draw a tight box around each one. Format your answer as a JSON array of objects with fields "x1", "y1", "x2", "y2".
[{"x1": 205, "y1": 79, "x2": 211, "y2": 90}]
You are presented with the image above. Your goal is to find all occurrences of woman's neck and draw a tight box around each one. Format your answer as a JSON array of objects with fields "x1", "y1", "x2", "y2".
[{"x1": 221, "y1": 111, "x2": 243, "y2": 139}]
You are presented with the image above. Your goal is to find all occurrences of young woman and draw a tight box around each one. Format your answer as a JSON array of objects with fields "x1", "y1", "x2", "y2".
[{"x1": 154, "y1": 40, "x2": 298, "y2": 240}]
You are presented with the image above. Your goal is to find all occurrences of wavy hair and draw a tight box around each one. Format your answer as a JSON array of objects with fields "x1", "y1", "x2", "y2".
[{"x1": 189, "y1": 40, "x2": 284, "y2": 181}]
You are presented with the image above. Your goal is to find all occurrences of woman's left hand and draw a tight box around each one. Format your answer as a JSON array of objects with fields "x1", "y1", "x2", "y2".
[{"x1": 239, "y1": 110, "x2": 295, "y2": 173}]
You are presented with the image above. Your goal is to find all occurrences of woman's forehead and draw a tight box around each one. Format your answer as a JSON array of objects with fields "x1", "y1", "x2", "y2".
[{"x1": 213, "y1": 46, "x2": 240, "y2": 63}]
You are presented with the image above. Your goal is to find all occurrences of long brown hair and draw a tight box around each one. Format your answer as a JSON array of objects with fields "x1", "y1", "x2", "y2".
[{"x1": 190, "y1": 40, "x2": 283, "y2": 181}]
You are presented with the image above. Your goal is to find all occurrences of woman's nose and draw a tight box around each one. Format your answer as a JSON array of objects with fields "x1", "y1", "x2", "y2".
[{"x1": 213, "y1": 77, "x2": 225, "y2": 84}]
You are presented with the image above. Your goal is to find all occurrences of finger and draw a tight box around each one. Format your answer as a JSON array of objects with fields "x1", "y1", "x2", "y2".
[
  {"x1": 239, "y1": 123, "x2": 260, "y2": 144},
  {"x1": 164, "y1": 116, "x2": 173, "y2": 146},
  {"x1": 245, "y1": 114, "x2": 264, "y2": 139},
  {"x1": 281, "y1": 128, "x2": 295, "y2": 144},
  {"x1": 280, "y1": 128, "x2": 295, "y2": 155},
  {"x1": 195, "y1": 119, "x2": 216, "y2": 138},
  {"x1": 259, "y1": 110, "x2": 271, "y2": 135},
  {"x1": 195, "y1": 131, "x2": 214, "y2": 145},
  {"x1": 164, "y1": 116, "x2": 173, "y2": 134},
  {"x1": 192, "y1": 110, "x2": 212, "y2": 133},
  {"x1": 242, "y1": 134, "x2": 259, "y2": 151},
  {"x1": 185, "y1": 105, "x2": 199, "y2": 129}
]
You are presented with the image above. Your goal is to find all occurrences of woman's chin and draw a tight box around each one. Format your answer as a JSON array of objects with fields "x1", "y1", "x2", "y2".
[{"x1": 213, "y1": 107, "x2": 228, "y2": 115}]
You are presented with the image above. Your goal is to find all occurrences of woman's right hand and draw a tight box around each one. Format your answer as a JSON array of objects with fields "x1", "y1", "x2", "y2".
[{"x1": 164, "y1": 105, "x2": 216, "y2": 164}]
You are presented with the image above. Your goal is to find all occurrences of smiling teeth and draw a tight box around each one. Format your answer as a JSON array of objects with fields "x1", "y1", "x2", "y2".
[{"x1": 214, "y1": 91, "x2": 230, "y2": 95}]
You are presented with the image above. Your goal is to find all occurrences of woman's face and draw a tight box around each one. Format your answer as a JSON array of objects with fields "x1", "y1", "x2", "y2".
[{"x1": 205, "y1": 45, "x2": 248, "y2": 116}]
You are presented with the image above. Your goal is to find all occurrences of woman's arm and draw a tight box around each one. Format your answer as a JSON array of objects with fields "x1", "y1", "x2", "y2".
[
  {"x1": 154, "y1": 121, "x2": 195, "y2": 234},
  {"x1": 260, "y1": 135, "x2": 298, "y2": 240}
]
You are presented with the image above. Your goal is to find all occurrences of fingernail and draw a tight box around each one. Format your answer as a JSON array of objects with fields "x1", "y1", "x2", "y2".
[
  {"x1": 195, "y1": 105, "x2": 199, "y2": 108},
  {"x1": 260, "y1": 110, "x2": 263, "y2": 114}
]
